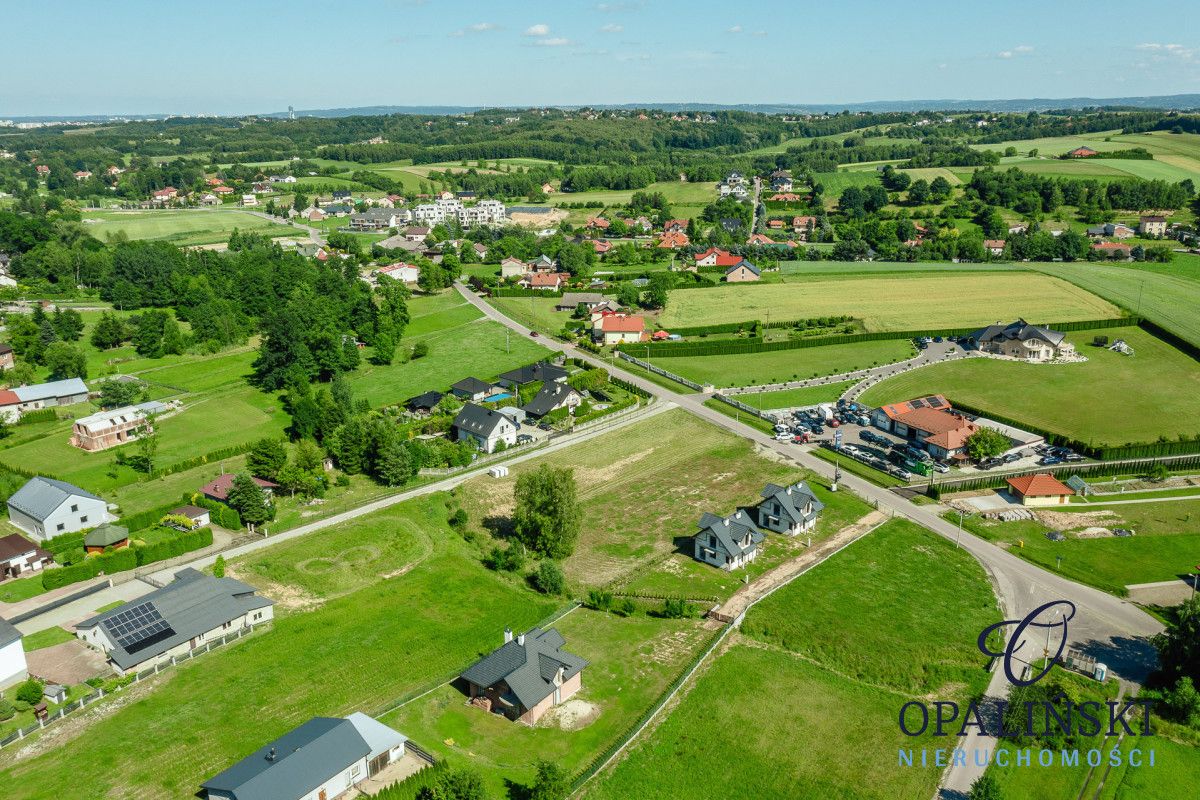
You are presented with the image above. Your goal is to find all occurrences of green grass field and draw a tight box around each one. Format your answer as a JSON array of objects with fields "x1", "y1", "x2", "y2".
[
  {"x1": 970, "y1": 130, "x2": 1200, "y2": 183},
  {"x1": 659, "y1": 273, "x2": 1121, "y2": 331},
  {"x1": 663, "y1": 338, "x2": 916, "y2": 389},
  {"x1": 859, "y1": 326, "x2": 1200, "y2": 446},
  {"x1": 457, "y1": 409, "x2": 870, "y2": 599},
  {"x1": 487, "y1": 295, "x2": 575, "y2": 336},
  {"x1": 545, "y1": 181, "x2": 716, "y2": 209},
  {"x1": 0, "y1": 496, "x2": 560, "y2": 800},
  {"x1": 81, "y1": 209, "x2": 295, "y2": 246},
  {"x1": 730, "y1": 381, "x2": 857, "y2": 409},
  {"x1": 584, "y1": 519, "x2": 1000, "y2": 800}
]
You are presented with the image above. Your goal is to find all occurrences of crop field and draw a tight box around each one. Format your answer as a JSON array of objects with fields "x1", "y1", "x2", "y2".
[
  {"x1": 954, "y1": 498, "x2": 1200, "y2": 596},
  {"x1": 546, "y1": 180, "x2": 716, "y2": 208},
  {"x1": 666, "y1": 339, "x2": 916, "y2": 389},
  {"x1": 969, "y1": 130, "x2": 1200, "y2": 183},
  {"x1": 385, "y1": 610, "x2": 713, "y2": 793},
  {"x1": 80, "y1": 209, "x2": 295, "y2": 246},
  {"x1": 584, "y1": 520, "x2": 999, "y2": 800},
  {"x1": 859, "y1": 326, "x2": 1200, "y2": 446},
  {"x1": 0, "y1": 497, "x2": 561, "y2": 800},
  {"x1": 457, "y1": 409, "x2": 870, "y2": 598},
  {"x1": 659, "y1": 272, "x2": 1121, "y2": 331}
]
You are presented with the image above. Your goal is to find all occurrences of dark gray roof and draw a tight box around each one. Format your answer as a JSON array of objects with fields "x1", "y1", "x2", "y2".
[
  {"x1": 725, "y1": 260, "x2": 760, "y2": 276},
  {"x1": 453, "y1": 403, "x2": 509, "y2": 437},
  {"x1": 7, "y1": 476, "x2": 104, "y2": 523},
  {"x1": 968, "y1": 319, "x2": 1065, "y2": 348},
  {"x1": 696, "y1": 510, "x2": 763, "y2": 557},
  {"x1": 759, "y1": 482, "x2": 824, "y2": 525},
  {"x1": 77, "y1": 568, "x2": 272, "y2": 671},
  {"x1": 0, "y1": 617, "x2": 21, "y2": 649},
  {"x1": 460, "y1": 627, "x2": 588, "y2": 710},
  {"x1": 451, "y1": 377, "x2": 492, "y2": 395},
  {"x1": 498, "y1": 361, "x2": 568, "y2": 386},
  {"x1": 201, "y1": 717, "x2": 369, "y2": 800},
  {"x1": 406, "y1": 390, "x2": 444, "y2": 411},
  {"x1": 521, "y1": 382, "x2": 579, "y2": 418}
]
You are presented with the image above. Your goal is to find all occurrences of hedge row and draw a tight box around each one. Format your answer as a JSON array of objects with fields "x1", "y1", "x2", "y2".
[
  {"x1": 119, "y1": 500, "x2": 189, "y2": 534},
  {"x1": 16, "y1": 409, "x2": 58, "y2": 426},
  {"x1": 931, "y1": 455, "x2": 1200, "y2": 494},
  {"x1": 188, "y1": 494, "x2": 243, "y2": 529},
  {"x1": 762, "y1": 315, "x2": 854, "y2": 330},
  {"x1": 144, "y1": 442, "x2": 256, "y2": 482},
  {"x1": 489, "y1": 287, "x2": 564, "y2": 298},
  {"x1": 661, "y1": 320, "x2": 760, "y2": 337},
  {"x1": 41, "y1": 528, "x2": 215, "y2": 590},
  {"x1": 620, "y1": 316, "x2": 1137, "y2": 358}
]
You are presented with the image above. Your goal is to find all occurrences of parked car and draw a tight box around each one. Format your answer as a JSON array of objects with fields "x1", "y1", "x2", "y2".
[
  {"x1": 931, "y1": 461, "x2": 950, "y2": 473},
  {"x1": 1064, "y1": 453, "x2": 1085, "y2": 462},
  {"x1": 529, "y1": 331, "x2": 539, "y2": 337},
  {"x1": 1002, "y1": 452, "x2": 1022, "y2": 464},
  {"x1": 538, "y1": 422, "x2": 553, "y2": 431},
  {"x1": 1039, "y1": 456, "x2": 1063, "y2": 466},
  {"x1": 933, "y1": 336, "x2": 943, "y2": 343},
  {"x1": 887, "y1": 465, "x2": 911, "y2": 480},
  {"x1": 1113, "y1": 528, "x2": 1135, "y2": 537},
  {"x1": 517, "y1": 434, "x2": 534, "y2": 444}
]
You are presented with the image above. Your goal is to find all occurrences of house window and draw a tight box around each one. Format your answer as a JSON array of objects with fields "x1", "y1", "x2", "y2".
[
  {"x1": 70, "y1": 504, "x2": 78, "y2": 513},
  {"x1": 57, "y1": 523, "x2": 65, "y2": 532},
  {"x1": 80, "y1": 516, "x2": 88, "y2": 524}
]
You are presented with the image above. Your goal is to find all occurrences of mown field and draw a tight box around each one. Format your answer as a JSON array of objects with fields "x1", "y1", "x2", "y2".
[
  {"x1": 969, "y1": 130, "x2": 1200, "y2": 183},
  {"x1": 731, "y1": 381, "x2": 857, "y2": 410},
  {"x1": 658, "y1": 272, "x2": 1122, "y2": 330},
  {"x1": 80, "y1": 208, "x2": 296, "y2": 246},
  {"x1": 583, "y1": 519, "x2": 1000, "y2": 800},
  {"x1": 859, "y1": 326, "x2": 1200, "y2": 446},
  {"x1": 456, "y1": 409, "x2": 871, "y2": 599},
  {"x1": 665, "y1": 338, "x2": 916, "y2": 389}
]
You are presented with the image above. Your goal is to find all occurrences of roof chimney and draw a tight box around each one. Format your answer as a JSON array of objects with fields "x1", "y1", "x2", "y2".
[
  {"x1": 723, "y1": 518, "x2": 730, "y2": 527},
  {"x1": 504, "y1": 627, "x2": 513, "y2": 644},
  {"x1": 517, "y1": 631, "x2": 526, "y2": 646}
]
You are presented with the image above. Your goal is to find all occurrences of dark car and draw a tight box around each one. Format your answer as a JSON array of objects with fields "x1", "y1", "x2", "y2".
[
  {"x1": 537, "y1": 422, "x2": 553, "y2": 431},
  {"x1": 529, "y1": 331, "x2": 539, "y2": 337},
  {"x1": 933, "y1": 336, "x2": 944, "y2": 343},
  {"x1": 1002, "y1": 452, "x2": 1021, "y2": 463},
  {"x1": 1040, "y1": 456, "x2": 1063, "y2": 466},
  {"x1": 517, "y1": 434, "x2": 534, "y2": 444}
]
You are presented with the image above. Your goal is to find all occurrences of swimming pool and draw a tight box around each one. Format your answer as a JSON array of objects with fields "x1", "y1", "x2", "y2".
[{"x1": 482, "y1": 392, "x2": 513, "y2": 402}]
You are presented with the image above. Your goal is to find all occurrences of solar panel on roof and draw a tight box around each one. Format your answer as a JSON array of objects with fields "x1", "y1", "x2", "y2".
[
  {"x1": 910, "y1": 399, "x2": 926, "y2": 408},
  {"x1": 102, "y1": 601, "x2": 175, "y2": 652},
  {"x1": 928, "y1": 397, "x2": 944, "y2": 408}
]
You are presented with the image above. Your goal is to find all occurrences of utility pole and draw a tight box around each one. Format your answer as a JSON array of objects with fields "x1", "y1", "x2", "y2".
[{"x1": 956, "y1": 508, "x2": 964, "y2": 549}]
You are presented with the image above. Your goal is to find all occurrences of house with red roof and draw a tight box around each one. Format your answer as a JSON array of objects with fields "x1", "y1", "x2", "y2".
[
  {"x1": 35, "y1": 165, "x2": 49, "y2": 176},
  {"x1": 657, "y1": 231, "x2": 690, "y2": 249},
  {"x1": 1006, "y1": 474, "x2": 1074, "y2": 506},
  {"x1": 591, "y1": 240, "x2": 612, "y2": 255},
  {"x1": 74, "y1": 170, "x2": 92, "y2": 181},
  {"x1": 767, "y1": 219, "x2": 784, "y2": 230},
  {"x1": 201, "y1": 473, "x2": 279, "y2": 505},
  {"x1": 746, "y1": 233, "x2": 774, "y2": 246},
  {"x1": 1067, "y1": 146, "x2": 1099, "y2": 158},
  {"x1": 769, "y1": 193, "x2": 806, "y2": 202},
  {"x1": 520, "y1": 272, "x2": 568, "y2": 291},
  {"x1": 594, "y1": 313, "x2": 647, "y2": 346},
  {"x1": 693, "y1": 248, "x2": 745, "y2": 268},
  {"x1": 662, "y1": 219, "x2": 688, "y2": 234},
  {"x1": 1092, "y1": 242, "x2": 1131, "y2": 259},
  {"x1": 984, "y1": 239, "x2": 1006, "y2": 256},
  {"x1": 871, "y1": 395, "x2": 993, "y2": 461},
  {"x1": 151, "y1": 187, "x2": 178, "y2": 204},
  {"x1": 586, "y1": 217, "x2": 610, "y2": 231}
]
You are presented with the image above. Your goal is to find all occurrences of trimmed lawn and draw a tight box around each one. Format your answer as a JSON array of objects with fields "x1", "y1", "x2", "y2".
[
  {"x1": 860, "y1": 326, "x2": 1200, "y2": 446},
  {"x1": 21, "y1": 626, "x2": 76, "y2": 651},
  {"x1": 488, "y1": 295, "x2": 574, "y2": 336},
  {"x1": 384, "y1": 609, "x2": 712, "y2": 794},
  {"x1": 727, "y1": 381, "x2": 857, "y2": 410},
  {"x1": 80, "y1": 209, "x2": 295, "y2": 246},
  {"x1": 659, "y1": 273, "x2": 1121, "y2": 330},
  {"x1": 584, "y1": 520, "x2": 1000, "y2": 800},
  {"x1": 0, "y1": 497, "x2": 559, "y2": 800},
  {"x1": 0, "y1": 575, "x2": 48, "y2": 604},
  {"x1": 666, "y1": 338, "x2": 916, "y2": 388}
]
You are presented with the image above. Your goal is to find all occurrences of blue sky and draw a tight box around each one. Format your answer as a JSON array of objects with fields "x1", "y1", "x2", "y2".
[{"x1": 2, "y1": 0, "x2": 1197, "y2": 116}]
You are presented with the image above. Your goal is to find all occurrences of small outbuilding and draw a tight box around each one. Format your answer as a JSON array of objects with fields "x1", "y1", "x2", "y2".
[
  {"x1": 84, "y1": 523, "x2": 130, "y2": 555},
  {"x1": 1006, "y1": 474, "x2": 1074, "y2": 507}
]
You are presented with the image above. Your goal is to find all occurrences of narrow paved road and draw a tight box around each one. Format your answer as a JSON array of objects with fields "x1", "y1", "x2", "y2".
[{"x1": 459, "y1": 282, "x2": 1165, "y2": 796}]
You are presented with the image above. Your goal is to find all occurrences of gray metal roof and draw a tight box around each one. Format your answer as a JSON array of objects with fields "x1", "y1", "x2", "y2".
[
  {"x1": 968, "y1": 319, "x2": 1066, "y2": 348},
  {"x1": 453, "y1": 403, "x2": 508, "y2": 437},
  {"x1": 77, "y1": 568, "x2": 273, "y2": 671},
  {"x1": 11, "y1": 378, "x2": 88, "y2": 403},
  {"x1": 7, "y1": 476, "x2": 104, "y2": 523},
  {"x1": 759, "y1": 482, "x2": 824, "y2": 525},
  {"x1": 460, "y1": 627, "x2": 588, "y2": 710},
  {"x1": 521, "y1": 382, "x2": 579, "y2": 418},
  {"x1": 498, "y1": 361, "x2": 568, "y2": 386},
  {"x1": 0, "y1": 617, "x2": 21, "y2": 649},
  {"x1": 726, "y1": 260, "x2": 760, "y2": 276},
  {"x1": 201, "y1": 717, "x2": 369, "y2": 800},
  {"x1": 696, "y1": 510, "x2": 763, "y2": 557},
  {"x1": 345, "y1": 712, "x2": 407, "y2": 760}
]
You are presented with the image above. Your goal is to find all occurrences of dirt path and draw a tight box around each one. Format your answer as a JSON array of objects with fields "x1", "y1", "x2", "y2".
[{"x1": 714, "y1": 509, "x2": 888, "y2": 622}]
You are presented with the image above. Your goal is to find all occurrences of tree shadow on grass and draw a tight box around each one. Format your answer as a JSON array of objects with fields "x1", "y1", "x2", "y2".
[{"x1": 483, "y1": 514, "x2": 516, "y2": 540}]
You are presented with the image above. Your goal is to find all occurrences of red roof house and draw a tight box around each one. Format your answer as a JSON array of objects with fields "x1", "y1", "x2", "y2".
[
  {"x1": 657, "y1": 231, "x2": 690, "y2": 249},
  {"x1": 1006, "y1": 474, "x2": 1074, "y2": 506},
  {"x1": 201, "y1": 473, "x2": 279, "y2": 504},
  {"x1": 1067, "y1": 147, "x2": 1099, "y2": 158}
]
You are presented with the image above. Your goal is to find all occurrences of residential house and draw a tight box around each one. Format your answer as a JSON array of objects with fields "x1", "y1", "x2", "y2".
[
  {"x1": 1092, "y1": 242, "x2": 1132, "y2": 259},
  {"x1": 792, "y1": 216, "x2": 817, "y2": 239},
  {"x1": 0, "y1": 618, "x2": 27, "y2": 690},
  {"x1": 1086, "y1": 223, "x2": 1134, "y2": 239},
  {"x1": 106, "y1": 165, "x2": 124, "y2": 176},
  {"x1": 472, "y1": 242, "x2": 488, "y2": 259},
  {"x1": 201, "y1": 715, "x2": 407, "y2": 800},
  {"x1": 541, "y1": 182, "x2": 555, "y2": 194},
  {"x1": 349, "y1": 209, "x2": 402, "y2": 231},
  {"x1": 460, "y1": 627, "x2": 587, "y2": 725},
  {"x1": 74, "y1": 170, "x2": 92, "y2": 181},
  {"x1": 769, "y1": 173, "x2": 794, "y2": 192},
  {"x1": 591, "y1": 239, "x2": 612, "y2": 255},
  {"x1": 594, "y1": 313, "x2": 646, "y2": 346},
  {"x1": 404, "y1": 227, "x2": 430, "y2": 242},
  {"x1": 967, "y1": 319, "x2": 1073, "y2": 361},
  {"x1": 1006, "y1": 474, "x2": 1074, "y2": 507},
  {"x1": 70, "y1": 403, "x2": 158, "y2": 452},
  {"x1": 725, "y1": 261, "x2": 761, "y2": 283},
  {"x1": 375, "y1": 263, "x2": 420, "y2": 284},
  {"x1": 332, "y1": 190, "x2": 353, "y2": 202},
  {"x1": 452, "y1": 404, "x2": 517, "y2": 453},
  {"x1": 151, "y1": 187, "x2": 178, "y2": 203},
  {"x1": 746, "y1": 233, "x2": 774, "y2": 246},
  {"x1": 554, "y1": 293, "x2": 605, "y2": 312},
  {"x1": 167, "y1": 505, "x2": 211, "y2": 530},
  {"x1": 497, "y1": 361, "x2": 569, "y2": 388},
  {"x1": 1139, "y1": 215, "x2": 1168, "y2": 237},
  {"x1": 662, "y1": 219, "x2": 688, "y2": 234},
  {"x1": 767, "y1": 219, "x2": 784, "y2": 231},
  {"x1": 201, "y1": 474, "x2": 279, "y2": 505},
  {"x1": 405, "y1": 391, "x2": 444, "y2": 415},
  {"x1": 692, "y1": 510, "x2": 763, "y2": 570},
  {"x1": 240, "y1": 194, "x2": 257, "y2": 207},
  {"x1": 0, "y1": 532, "x2": 53, "y2": 579},
  {"x1": 450, "y1": 377, "x2": 494, "y2": 401},
  {"x1": 586, "y1": 217, "x2": 610, "y2": 231},
  {"x1": 0, "y1": 378, "x2": 89, "y2": 413},
  {"x1": 199, "y1": 194, "x2": 220, "y2": 206},
  {"x1": 250, "y1": 181, "x2": 272, "y2": 195},
  {"x1": 269, "y1": 174, "x2": 298, "y2": 184},
  {"x1": 321, "y1": 204, "x2": 352, "y2": 217},
  {"x1": 35, "y1": 165, "x2": 49, "y2": 176},
  {"x1": 0, "y1": 343, "x2": 13, "y2": 370},
  {"x1": 213, "y1": 185, "x2": 235, "y2": 196},
  {"x1": 7, "y1": 476, "x2": 111, "y2": 542},
  {"x1": 520, "y1": 272, "x2": 568, "y2": 291},
  {"x1": 756, "y1": 482, "x2": 824, "y2": 536},
  {"x1": 984, "y1": 239, "x2": 1006, "y2": 257},
  {"x1": 77, "y1": 567, "x2": 274, "y2": 675},
  {"x1": 84, "y1": 523, "x2": 130, "y2": 555},
  {"x1": 1067, "y1": 147, "x2": 1099, "y2": 158},
  {"x1": 530, "y1": 254, "x2": 557, "y2": 273},
  {"x1": 500, "y1": 257, "x2": 528, "y2": 278},
  {"x1": 693, "y1": 247, "x2": 744, "y2": 268},
  {"x1": 656, "y1": 231, "x2": 689, "y2": 249},
  {"x1": 521, "y1": 382, "x2": 582, "y2": 419},
  {"x1": 720, "y1": 218, "x2": 744, "y2": 234}
]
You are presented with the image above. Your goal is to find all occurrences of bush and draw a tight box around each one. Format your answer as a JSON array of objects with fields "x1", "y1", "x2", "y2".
[
  {"x1": 532, "y1": 560, "x2": 565, "y2": 595},
  {"x1": 13, "y1": 700, "x2": 30, "y2": 713},
  {"x1": 412, "y1": 341, "x2": 429, "y2": 359},
  {"x1": 484, "y1": 544, "x2": 525, "y2": 573},
  {"x1": 585, "y1": 589, "x2": 614, "y2": 612},
  {"x1": 15, "y1": 678, "x2": 44, "y2": 704},
  {"x1": 213, "y1": 554, "x2": 226, "y2": 578},
  {"x1": 448, "y1": 508, "x2": 468, "y2": 531},
  {"x1": 614, "y1": 597, "x2": 637, "y2": 617},
  {"x1": 0, "y1": 698, "x2": 14, "y2": 720},
  {"x1": 660, "y1": 597, "x2": 696, "y2": 619},
  {"x1": 135, "y1": 527, "x2": 214, "y2": 566}
]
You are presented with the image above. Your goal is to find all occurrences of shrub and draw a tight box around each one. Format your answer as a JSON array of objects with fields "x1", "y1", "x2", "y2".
[
  {"x1": 412, "y1": 341, "x2": 429, "y2": 359},
  {"x1": 585, "y1": 589, "x2": 614, "y2": 612},
  {"x1": 660, "y1": 597, "x2": 696, "y2": 619},
  {"x1": 15, "y1": 678, "x2": 44, "y2": 704},
  {"x1": 0, "y1": 699, "x2": 14, "y2": 720},
  {"x1": 213, "y1": 554, "x2": 226, "y2": 578},
  {"x1": 614, "y1": 597, "x2": 637, "y2": 617},
  {"x1": 13, "y1": 700, "x2": 30, "y2": 713},
  {"x1": 532, "y1": 560, "x2": 565, "y2": 595},
  {"x1": 484, "y1": 544, "x2": 525, "y2": 573},
  {"x1": 448, "y1": 508, "x2": 468, "y2": 531}
]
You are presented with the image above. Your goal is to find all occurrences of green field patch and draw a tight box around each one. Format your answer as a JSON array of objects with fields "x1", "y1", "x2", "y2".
[
  {"x1": 730, "y1": 382, "x2": 857, "y2": 410},
  {"x1": 81, "y1": 209, "x2": 294, "y2": 246},
  {"x1": 666, "y1": 338, "x2": 916, "y2": 388},
  {"x1": 860, "y1": 326, "x2": 1200, "y2": 447},
  {"x1": 21, "y1": 626, "x2": 76, "y2": 652}
]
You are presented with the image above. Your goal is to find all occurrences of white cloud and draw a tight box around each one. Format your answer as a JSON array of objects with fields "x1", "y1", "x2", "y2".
[
  {"x1": 617, "y1": 52, "x2": 651, "y2": 62},
  {"x1": 600, "y1": 23, "x2": 623, "y2": 33},
  {"x1": 451, "y1": 22, "x2": 497, "y2": 37},
  {"x1": 1014, "y1": 45, "x2": 1034, "y2": 53},
  {"x1": 751, "y1": 30, "x2": 768, "y2": 37},
  {"x1": 998, "y1": 44, "x2": 1033, "y2": 59},
  {"x1": 1136, "y1": 42, "x2": 1195, "y2": 60},
  {"x1": 998, "y1": 51, "x2": 1013, "y2": 58},
  {"x1": 597, "y1": 2, "x2": 641, "y2": 11},
  {"x1": 727, "y1": 25, "x2": 743, "y2": 33},
  {"x1": 938, "y1": 63, "x2": 948, "y2": 70},
  {"x1": 525, "y1": 23, "x2": 550, "y2": 36},
  {"x1": 535, "y1": 37, "x2": 572, "y2": 47}
]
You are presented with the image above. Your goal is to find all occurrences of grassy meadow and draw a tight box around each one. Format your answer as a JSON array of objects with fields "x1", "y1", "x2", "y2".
[
  {"x1": 80, "y1": 208, "x2": 296, "y2": 246},
  {"x1": 664, "y1": 338, "x2": 916, "y2": 389}
]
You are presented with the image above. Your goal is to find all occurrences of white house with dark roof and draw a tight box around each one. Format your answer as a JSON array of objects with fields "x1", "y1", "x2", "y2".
[
  {"x1": 450, "y1": 377, "x2": 493, "y2": 401},
  {"x1": 201, "y1": 715, "x2": 407, "y2": 800},
  {"x1": 6, "y1": 476, "x2": 111, "y2": 541},
  {"x1": 967, "y1": 319, "x2": 1074, "y2": 362},
  {"x1": 453, "y1": 403, "x2": 517, "y2": 453},
  {"x1": 521, "y1": 382, "x2": 582, "y2": 419},
  {"x1": 76, "y1": 567, "x2": 274, "y2": 675},
  {"x1": 0, "y1": 617, "x2": 27, "y2": 690},
  {"x1": 756, "y1": 482, "x2": 824, "y2": 536},
  {"x1": 496, "y1": 361, "x2": 568, "y2": 389},
  {"x1": 692, "y1": 510, "x2": 763, "y2": 570},
  {"x1": 460, "y1": 626, "x2": 588, "y2": 725}
]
